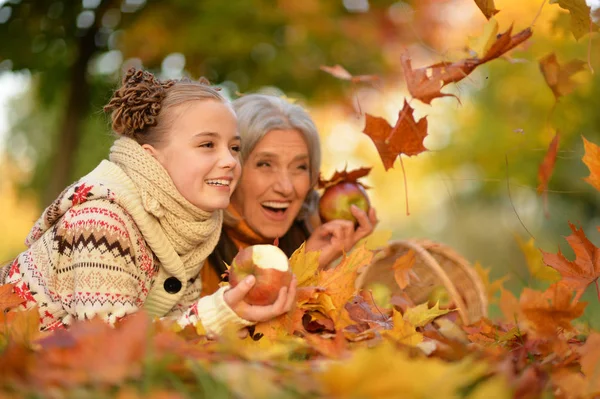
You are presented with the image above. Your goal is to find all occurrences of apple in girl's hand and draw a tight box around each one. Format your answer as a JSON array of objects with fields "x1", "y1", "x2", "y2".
[
  {"x1": 319, "y1": 181, "x2": 371, "y2": 224},
  {"x1": 228, "y1": 244, "x2": 293, "y2": 306}
]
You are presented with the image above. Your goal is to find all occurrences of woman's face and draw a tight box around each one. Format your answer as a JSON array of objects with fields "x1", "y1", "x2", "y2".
[
  {"x1": 144, "y1": 99, "x2": 242, "y2": 212},
  {"x1": 232, "y1": 128, "x2": 312, "y2": 239}
]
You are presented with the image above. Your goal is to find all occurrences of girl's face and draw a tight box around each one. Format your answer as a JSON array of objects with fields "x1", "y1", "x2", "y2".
[
  {"x1": 232, "y1": 128, "x2": 311, "y2": 239},
  {"x1": 144, "y1": 99, "x2": 241, "y2": 212}
]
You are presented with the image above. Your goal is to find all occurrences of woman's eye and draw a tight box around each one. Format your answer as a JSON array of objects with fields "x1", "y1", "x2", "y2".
[
  {"x1": 257, "y1": 161, "x2": 270, "y2": 168},
  {"x1": 199, "y1": 142, "x2": 214, "y2": 148},
  {"x1": 297, "y1": 164, "x2": 309, "y2": 171}
]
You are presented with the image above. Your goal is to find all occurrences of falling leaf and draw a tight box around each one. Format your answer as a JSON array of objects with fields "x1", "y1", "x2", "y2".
[
  {"x1": 391, "y1": 249, "x2": 419, "y2": 289},
  {"x1": 582, "y1": 136, "x2": 600, "y2": 192},
  {"x1": 539, "y1": 54, "x2": 586, "y2": 99},
  {"x1": 403, "y1": 302, "x2": 453, "y2": 327},
  {"x1": 317, "y1": 166, "x2": 371, "y2": 189},
  {"x1": 289, "y1": 242, "x2": 321, "y2": 287},
  {"x1": 537, "y1": 133, "x2": 560, "y2": 208},
  {"x1": 520, "y1": 283, "x2": 587, "y2": 337},
  {"x1": 474, "y1": 262, "x2": 509, "y2": 302},
  {"x1": 541, "y1": 222, "x2": 600, "y2": 298},
  {"x1": 474, "y1": 0, "x2": 500, "y2": 19},
  {"x1": 515, "y1": 236, "x2": 561, "y2": 282},
  {"x1": 401, "y1": 25, "x2": 532, "y2": 105},
  {"x1": 0, "y1": 284, "x2": 24, "y2": 313},
  {"x1": 319, "y1": 64, "x2": 380, "y2": 83},
  {"x1": 549, "y1": 0, "x2": 598, "y2": 39},
  {"x1": 362, "y1": 100, "x2": 428, "y2": 170},
  {"x1": 318, "y1": 244, "x2": 374, "y2": 315},
  {"x1": 468, "y1": 17, "x2": 500, "y2": 58}
]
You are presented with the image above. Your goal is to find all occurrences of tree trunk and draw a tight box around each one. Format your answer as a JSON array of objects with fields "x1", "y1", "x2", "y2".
[{"x1": 43, "y1": 0, "x2": 113, "y2": 205}]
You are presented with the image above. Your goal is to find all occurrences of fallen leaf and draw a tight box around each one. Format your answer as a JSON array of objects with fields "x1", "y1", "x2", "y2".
[
  {"x1": 474, "y1": 0, "x2": 500, "y2": 19},
  {"x1": 289, "y1": 242, "x2": 321, "y2": 287},
  {"x1": 401, "y1": 24, "x2": 532, "y2": 104},
  {"x1": 541, "y1": 222, "x2": 600, "y2": 298},
  {"x1": 0, "y1": 307, "x2": 42, "y2": 347},
  {"x1": 391, "y1": 249, "x2": 419, "y2": 290},
  {"x1": 582, "y1": 136, "x2": 600, "y2": 192},
  {"x1": 549, "y1": 0, "x2": 598, "y2": 39},
  {"x1": 520, "y1": 283, "x2": 587, "y2": 337},
  {"x1": 319, "y1": 64, "x2": 380, "y2": 83},
  {"x1": 499, "y1": 287, "x2": 521, "y2": 322},
  {"x1": 403, "y1": 302, "x2": 453, "y2": 327},
  {"x1": 362, "y1": 100, "x2": 428, "y2": 170},
  {"x1": 537, "y1": 133, "x2": 560, "y2": 207},
  {"x1": 515, "y1": 236, "x2": 561, "y2": 282},
  {"x1": 0, "y1": 284, "x2": 24, "y2": 312},
  {"x1": 539, "y1": 54, "x2": 585, "y2": 99}
]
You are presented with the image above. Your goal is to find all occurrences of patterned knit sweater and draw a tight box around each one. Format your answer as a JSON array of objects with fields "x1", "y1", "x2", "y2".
[{"x1": 0, "y1": 160, "x2": 253, "y2": 333}]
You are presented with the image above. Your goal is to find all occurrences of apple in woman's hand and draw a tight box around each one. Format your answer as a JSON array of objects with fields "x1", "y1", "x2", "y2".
[
  {"x1": 319, "y1": 181, "x2": 371, "y2": 224},
  {"x1": 228, "y1": 244, "x2": 293, "y2": 306}
]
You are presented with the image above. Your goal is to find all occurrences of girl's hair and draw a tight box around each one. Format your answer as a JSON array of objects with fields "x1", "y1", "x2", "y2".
[
  {"x1": 231, "y1": 94, "x2": 322, "y2": 220},
  {"x1": 104, "y1": 68, "x2": 225, "y2": 147}
]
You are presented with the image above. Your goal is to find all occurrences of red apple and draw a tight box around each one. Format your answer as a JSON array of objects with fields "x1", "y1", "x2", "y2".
[
  {"x1": 228, "y1": 244, "x2": 293, "y2": 306},
  {"x1": 319, "y1": 182, "x2": 371, "y2": 224}
]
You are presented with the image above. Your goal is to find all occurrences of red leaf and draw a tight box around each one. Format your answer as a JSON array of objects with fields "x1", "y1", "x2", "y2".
[
  {"x1": 318, "y1": 166, "x2": 372, "y2": 189},
  {"x1": 362, "y1": 99, "x2": 428, "y2": 170}
]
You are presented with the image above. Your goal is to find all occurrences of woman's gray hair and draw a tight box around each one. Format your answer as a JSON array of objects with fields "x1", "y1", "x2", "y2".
[{"x1": 232, "y1": 94, "x2": 321, "y2": 222}]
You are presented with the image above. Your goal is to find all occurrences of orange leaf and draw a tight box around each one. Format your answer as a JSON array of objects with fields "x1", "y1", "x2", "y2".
[
  {"x1": 0, "y1": 307, "x2": 42, "y2": 346},
  {"x1": 537, "y1": 133, "x2": 559, "y2": 195},
  {"x1": 362, "y1": 100, "x2": 428, "y2": 170},
  {"x1": 519, "y1": 283, "x2": 587, "y2": 337},
  {"x1": 392, "y1": 249, "x2": 419, "y2": 289},
  {"x1": 318, "y1": 166, "x2": 372, "y2": 189},
  {"x1": 0, "y1": 283, "x2": 24, "y2": 313},
  {"x1": 541, "y1": 222, "x2": 600, "y2": 298},
  {"x1": 582, "y1": 136, "x2": 600, "y2": 192},
  {"x1": 401, "y1": 25, "x2": 532, "y2": 105},
  {"x1": 474, "y1": 0, "x2": 500, "y2": 19},
  {"x1": 539, "y1": 53, "x2": 586, "y2": 99},
  {"x1": 319, "y1": 64, "x2": 379, "y2": 83},
  {"x1": 578, "y1": 332, "x2": 600, "y2": 394}
]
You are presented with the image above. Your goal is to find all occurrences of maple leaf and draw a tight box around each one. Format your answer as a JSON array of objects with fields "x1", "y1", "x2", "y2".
[
  {"x1": 519, "y1": 283, "x2": 587, "y2": 337},
  {"x1": 537, "y1": 133, "x2": 560, "y2": 207},
  {"x1": 319, "y1": 64, "x2": 379, "y2": 83},
  {"x1": 401, "y1": 24, "x2": 532, "y2": 105},
  {"x1": 499, "y1": 287, "x2": 520, "y2": 322},
  {"x1": 515, "y1": 236, "x2": 560, "y2": 282},
  {"x1": 539, "y1": 54, "x2": 586, "y2": 99},
  {"x1": 473, "y1": 262, "x2": 509, "y2": 303},
  {"x1": 289, "y1": 242, "x2": 320, "y2": 287},
  {"x1": 474, "y1": 0, "x2": 500, "y2": 19},
  {"x1": 317, "y1": 244, "x2": 374, "y2": 318},
  {"x1": 391, "y1": 249, "x2": 420, "y2": 289},
  {"x1": 577, "y1": 332, "x2": 600, "y2": 394},
  {"x1": 0, "y1": 283, "x2": 24, "y2": 312},
  {"x1": 0, "y1": 307, "x2": 42, "y2": 347},
  {"x1": 549, "y1": 0, "x2": 599, "y2": 39},
  {"x1": 541, "y1": 222, "x2": 600, "y2": 299},
  {"x1": 582, "y1": 136, "x2": 600, "y2": 192},
  {"x1": 362, "y1": 100, "x2": 428, "y2": 170},
  {"x1": 317, "y1": 166, "x2": 371, "y2": 189},
  {"x1": 382, "y1": 309, "x2": 422, "y2": 346},
  {"x1": 403, "y1": 302, "x2": 453, "y2": 328}
]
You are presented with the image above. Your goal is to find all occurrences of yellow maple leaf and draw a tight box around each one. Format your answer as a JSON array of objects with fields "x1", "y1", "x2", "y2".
[
  {"x1": 515, "y1": 236, "x2": 561, "y2": 282},
  {"x1": 473, "y1": 262, "x2": 509, "y2": 303},
  {"x1": 289, "y1": 242, "x2": 320, "y2": 287},
  {"x1": 468, "y1": 17, "x2": 499, "y2": 58},
  {"x1": 403, "y1": 302, "x2": 453, "y2": 327},
  {"x1": 583, "y1": 136, "x2": 600, "y2": 192},
  {"x1": 355, "y1": 229, "x2": 393, "y2": 250},
  {"x1": 383, "y1": 309, "x2": 422, "y2": 346}
]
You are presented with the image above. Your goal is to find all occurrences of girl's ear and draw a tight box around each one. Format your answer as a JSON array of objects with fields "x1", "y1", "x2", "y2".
[{"x1": 142, "y1": 144, "x2": 159, "y2": 159}]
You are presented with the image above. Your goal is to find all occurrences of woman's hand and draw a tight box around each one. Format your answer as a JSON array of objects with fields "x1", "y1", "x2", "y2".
[
  {"x1": 223, "y1": 274, "x2": 297, "y2": 323},
  {"x1": 306, "y1": 205, "x2": 378, "y2": 268}
]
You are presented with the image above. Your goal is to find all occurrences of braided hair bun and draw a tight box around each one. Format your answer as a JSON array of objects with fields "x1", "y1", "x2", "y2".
[{"x1": 104, "y1": 68, "x2": 175, "y2": 138}]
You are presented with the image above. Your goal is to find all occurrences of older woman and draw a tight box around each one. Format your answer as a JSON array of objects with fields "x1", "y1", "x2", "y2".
[{"x1": 201, "y1": 94, "x2": 377, "y2": 295}]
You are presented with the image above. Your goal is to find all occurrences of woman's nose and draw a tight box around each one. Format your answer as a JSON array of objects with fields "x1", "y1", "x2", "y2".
[{"x1": 273, "y1": 173, "x2": 294, "y2": 196}]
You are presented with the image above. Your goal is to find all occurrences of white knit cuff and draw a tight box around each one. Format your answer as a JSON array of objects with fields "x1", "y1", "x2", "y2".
[{"x1": 196, "y1": 286, "x2": 254, "y2": 335}]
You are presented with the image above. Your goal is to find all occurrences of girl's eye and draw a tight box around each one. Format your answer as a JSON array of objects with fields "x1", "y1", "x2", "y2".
[
  {"x1": 231, "y1": 145, "x2": 241, "y2": 153},
  {"x1": 199, "y1": 142, "x2": 214, "y2": 148}
]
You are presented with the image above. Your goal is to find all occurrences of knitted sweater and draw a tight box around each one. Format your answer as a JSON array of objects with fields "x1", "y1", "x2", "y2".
[{"x1": 0, "y1": 159, "x2": 252, "y2": 333}]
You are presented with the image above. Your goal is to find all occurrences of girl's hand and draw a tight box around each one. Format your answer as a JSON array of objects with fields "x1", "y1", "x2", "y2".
[
  {"x1": 224, "y1": 274, "x2": 297, "y2": 322},
  {"x1": 306, "y1": 205, "x2": 378, "y2": 268}
]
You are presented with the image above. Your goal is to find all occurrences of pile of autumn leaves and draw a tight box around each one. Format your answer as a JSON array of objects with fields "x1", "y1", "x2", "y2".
[{"x1": 0, "y1": 138, "x2": 598, "y2": 398}]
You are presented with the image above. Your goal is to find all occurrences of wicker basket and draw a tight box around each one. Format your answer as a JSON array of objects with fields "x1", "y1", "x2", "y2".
[{"x1": 355, "y1": 239, "x2": 488, "y2": 325}]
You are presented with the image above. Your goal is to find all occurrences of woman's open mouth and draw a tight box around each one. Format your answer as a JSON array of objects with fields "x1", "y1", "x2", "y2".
[{"x1": 261, "y1": 201, "x2": 291, "y2": 221}]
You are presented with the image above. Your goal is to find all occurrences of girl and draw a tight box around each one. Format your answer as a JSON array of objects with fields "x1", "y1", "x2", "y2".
[{"x1": 0, "y1": 69, "x2": 296, "y2": 333}]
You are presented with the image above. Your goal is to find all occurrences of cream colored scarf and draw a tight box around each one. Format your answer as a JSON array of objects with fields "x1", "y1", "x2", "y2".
[{"x1": 109, "y1": 137, "x2": 222, "y2": 271}]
